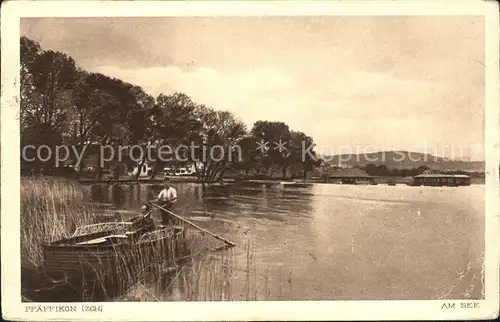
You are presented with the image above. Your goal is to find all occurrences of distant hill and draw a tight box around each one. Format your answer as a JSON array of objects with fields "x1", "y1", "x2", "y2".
[{"x1": 320, "y1": 151, "x2": 484, "y2": 172}]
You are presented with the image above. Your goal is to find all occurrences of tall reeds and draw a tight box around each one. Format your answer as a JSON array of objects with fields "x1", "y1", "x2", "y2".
[{"x1": 21, "y1": 177, "x2": 98, "y2": 267}]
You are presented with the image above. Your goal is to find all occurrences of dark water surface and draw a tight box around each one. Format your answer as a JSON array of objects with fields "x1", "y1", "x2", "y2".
[{"x1": 87, "y1": 182, "x2": 484, "y2": 300}]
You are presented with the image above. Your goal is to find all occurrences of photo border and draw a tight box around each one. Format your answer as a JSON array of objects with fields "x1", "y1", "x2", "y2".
[{"x1": 2, "y1": 1, "x2": 499, "y2": 320}]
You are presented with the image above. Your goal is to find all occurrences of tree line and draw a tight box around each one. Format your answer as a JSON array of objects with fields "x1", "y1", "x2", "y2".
[
  {"x1": 20, "y1": 36, "x2": 321, "y2": 181},
  {"x1": 357, "y1": 164, "x2": 483, "y2": 178},
  {"x1": 360, "y1": 164, "x2": 431, "y2": 177}
]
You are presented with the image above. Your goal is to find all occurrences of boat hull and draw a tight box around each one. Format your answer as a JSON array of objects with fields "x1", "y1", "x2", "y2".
[{"x1": 42, "y1": 226, "x2": 185, "y2": 282}]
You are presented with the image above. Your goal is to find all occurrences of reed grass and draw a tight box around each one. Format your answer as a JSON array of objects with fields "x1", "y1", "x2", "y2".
[
  {"x1": 21, "y1": 177, "x2": 98, "y2": 267},
  {"x1": 21, "y1": 177, "x2": 291, "y2": 302}
]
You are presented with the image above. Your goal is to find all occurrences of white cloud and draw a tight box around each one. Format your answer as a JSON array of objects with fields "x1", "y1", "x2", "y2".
[
  {"x1": 91, "y1": 64, "x2": 483, "y2": 158},
  {"x1": 91, "y1": 65, "x2": 301, "y2": 125}
]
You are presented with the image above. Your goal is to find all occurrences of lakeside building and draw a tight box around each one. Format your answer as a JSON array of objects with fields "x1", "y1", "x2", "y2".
[
  {"x1": 410, "y1": 174, "x2": 471, "y2": 186},
  {"x1": 130, "y1": 162, "x2": 153, "y2": 177},
  {"x1": 331, "y1": 163, "x2": 353, "y2": 169},
  {"x1": 327, "y1": 168, "x2": 376, "y2": 185},
  {"x1": 164, "y1": 163, "x2": 197, "y2": 176}
]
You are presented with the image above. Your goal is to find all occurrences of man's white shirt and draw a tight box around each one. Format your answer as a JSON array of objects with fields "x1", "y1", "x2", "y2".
[{"x1": 158, "y1": 187, "x2": 177, "y2": 202}]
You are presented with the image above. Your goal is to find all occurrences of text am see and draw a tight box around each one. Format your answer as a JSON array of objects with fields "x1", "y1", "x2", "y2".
[{"x1": 441, "y1": 302, "x2": 480, "y2": 309}]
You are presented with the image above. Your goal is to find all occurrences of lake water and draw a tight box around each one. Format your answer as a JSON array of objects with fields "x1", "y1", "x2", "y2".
[{"x1": 88, "y1": 182, "x2": 485, "y2": 300}]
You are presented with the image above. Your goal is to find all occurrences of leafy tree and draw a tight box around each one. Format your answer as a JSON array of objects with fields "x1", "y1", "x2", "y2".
[
  {"x1": 250, "y1": 121, "x2": 291, "y2": 177},
  {"x1": 146, "y1": 92, "x2": 200, "y2": 179},
  {"x1": 289, "y1": 131, "x2": 320, "y2": 179},
  {"x1": 233, "y1": 135, "x2": 260, "y2": 176},
  {"x1": 20, "y1": 41, "x2": 78, "y2": 171},
  {"x1": 194, "y1": 106, "x2": 246, "y2": 182},
  {"x1": 70, "y1": 71, "x2": 153, "y2": 178},
  {"x1": 20, "y1": 37, "x2": 42, "y2": 125},
  {"x1": 30, "y1": 50, "x2": 78, "y2": 130}
]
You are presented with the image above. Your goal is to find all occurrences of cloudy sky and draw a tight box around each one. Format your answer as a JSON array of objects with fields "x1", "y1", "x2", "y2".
[{"x1": 21, "y1": 16, "x2": 485, "y2": 159}]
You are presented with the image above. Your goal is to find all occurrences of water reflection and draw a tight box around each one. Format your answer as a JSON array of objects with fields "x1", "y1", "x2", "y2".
[
  {"x1": 86, "y1": 182, "x2": 484, "y2": 300},
  {"x1": 90, "y1": 184, "x2": 104, "y2": 202}
]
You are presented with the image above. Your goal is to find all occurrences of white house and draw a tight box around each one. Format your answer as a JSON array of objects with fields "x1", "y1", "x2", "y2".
[
  {"x1": 164, "y1": 162, "x2": 203, "y2": 176},
  {"x1": 131, "y1": 162, "x2": 153, "y2": 177}
]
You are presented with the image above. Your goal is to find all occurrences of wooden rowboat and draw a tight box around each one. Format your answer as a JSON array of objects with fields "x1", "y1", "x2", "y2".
[{"x1": 42, "y1": 220, "x2": 185, "y2": 281}]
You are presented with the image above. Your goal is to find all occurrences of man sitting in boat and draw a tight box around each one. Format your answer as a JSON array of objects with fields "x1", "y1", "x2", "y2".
[
  {"x1": 150, "y1": 178, "x2": 178, "y2": 226},
  {"x1": 131, "y1": 204, "x2": 156, "y2": 232}
]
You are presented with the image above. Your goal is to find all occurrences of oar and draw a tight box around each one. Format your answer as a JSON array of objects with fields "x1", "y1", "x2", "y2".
[{"x1": 151, "y1": 202, "x2": 236, "y2": 248}]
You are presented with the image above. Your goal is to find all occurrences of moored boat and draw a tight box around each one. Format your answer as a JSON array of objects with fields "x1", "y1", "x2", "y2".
[{"x1": 42, "y1": 220, "x2": 185, "y2": 282}]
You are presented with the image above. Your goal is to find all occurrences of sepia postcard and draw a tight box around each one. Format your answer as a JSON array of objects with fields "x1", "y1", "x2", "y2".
[{"x1": 1, "y1": 0, "x2": 499, "y2": 320}]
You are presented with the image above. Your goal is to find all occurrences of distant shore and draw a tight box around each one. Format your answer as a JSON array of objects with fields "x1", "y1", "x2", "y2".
[{"x1": 74, "y1": 175, "x2": 485, "y2": 186}]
